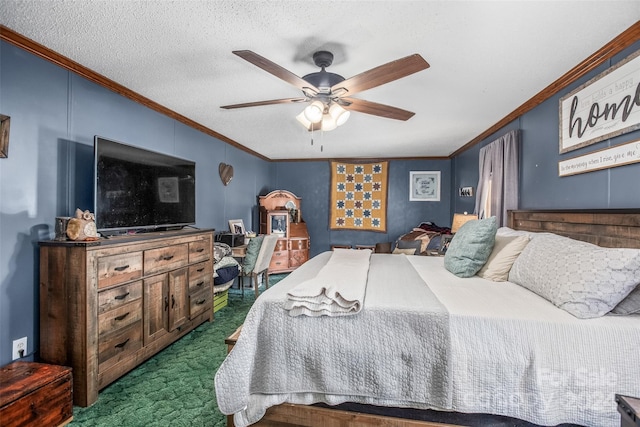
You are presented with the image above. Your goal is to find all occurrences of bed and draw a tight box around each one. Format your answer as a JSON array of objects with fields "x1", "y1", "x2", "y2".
[{"x1": 214, "y1": 209, "x2": 640, "y2": 427}]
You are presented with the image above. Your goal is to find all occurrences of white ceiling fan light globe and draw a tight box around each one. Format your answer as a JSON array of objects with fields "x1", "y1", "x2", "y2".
[
  {"x1": 296, "y1": 111, "x2": 312, "y2": 130},
  {"x1": 321, "y1": 113, "x2": 337, "y2": 131},
  {"x1": 329, "y1": 103, "x2": 350, "y2": 126},
  {"x1": 304, "y1": 101, "x2": 324, "y2": 123}
]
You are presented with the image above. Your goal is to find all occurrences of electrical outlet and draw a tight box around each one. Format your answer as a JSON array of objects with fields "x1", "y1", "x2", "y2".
[{"x1": 12, "y1": 337, "x2": 27, "y2": 360}]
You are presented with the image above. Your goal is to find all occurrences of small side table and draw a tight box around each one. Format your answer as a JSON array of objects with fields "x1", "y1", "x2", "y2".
[{"x1": 617, "y1": 394, "x2": 640, "y2": 427}]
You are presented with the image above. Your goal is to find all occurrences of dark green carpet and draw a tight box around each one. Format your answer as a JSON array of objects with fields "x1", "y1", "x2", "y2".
[{"x1": 70, "y1": 274, "x2": 287, "y2": 427}]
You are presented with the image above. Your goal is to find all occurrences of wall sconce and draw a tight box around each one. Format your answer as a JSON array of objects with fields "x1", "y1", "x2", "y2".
[{"x1": 458, "y1": 186, "x2": 474, "y2": 197}]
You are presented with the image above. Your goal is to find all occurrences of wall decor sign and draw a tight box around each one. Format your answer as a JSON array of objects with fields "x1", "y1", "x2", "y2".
[
  {"x1": 410, "y1": 171, "x2": 441, "y2": 201},
  {"x1": 559, "y1": 49, "x2": 640, "y2": 154},
  {"x1": 330, "y1": 161, "x2": 388, "y2": 232},
  {"x1": 558, "y1": 138, "x2": 640, "y2": 177},
  {"x1": 0, "y1": 114, "x2": 9, "y2": 158}
]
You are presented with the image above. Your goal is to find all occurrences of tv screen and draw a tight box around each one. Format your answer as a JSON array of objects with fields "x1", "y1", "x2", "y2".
[{"x1": 94, "y1": 136, "x2": 196, "y2": 234}]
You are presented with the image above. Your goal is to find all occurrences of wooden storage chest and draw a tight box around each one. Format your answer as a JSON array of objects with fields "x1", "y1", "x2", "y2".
[{"x1": 0, "y1": 361, "x2": 73, "y2": 427}]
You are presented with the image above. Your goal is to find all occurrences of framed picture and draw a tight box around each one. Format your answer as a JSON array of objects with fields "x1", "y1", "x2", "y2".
[
  {"x1": 228, "y1": 219, "x2": 245, "y2": 235},
  {"x1": 439, "y1": 234, "x2": 453, "y2": 254},
  {"x1": 410, "y1": 171, "x2": 440, "y2": 201},
  {"x1": 0, "y1": 114, "x2": 10, "y2": 158}
]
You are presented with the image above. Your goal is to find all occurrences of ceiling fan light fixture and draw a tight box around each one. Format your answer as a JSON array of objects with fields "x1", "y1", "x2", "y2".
[
  {"x1": 304, "y1": 101, "x2": 324, "y2": 123},
  {"x1": 329, "y1": 103, "x2": 350, "y2": 126},
  {"x1": 321, "y1": 113, "x2": 337, "y2": 131},
  {"x1": 296, "y1": 111, "x2": 313, "y2": 130}
]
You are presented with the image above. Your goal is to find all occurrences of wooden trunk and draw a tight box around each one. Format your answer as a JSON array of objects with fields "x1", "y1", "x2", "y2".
[{"x1": 0, "y1": 362, "x2": 73, "y2": 427}]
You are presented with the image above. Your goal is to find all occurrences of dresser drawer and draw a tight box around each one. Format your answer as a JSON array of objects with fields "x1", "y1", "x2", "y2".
[
  {"x1": 289, "y1": 238, "x2": 308, "y2": 250},
  {"x1": 288, "y1": 249, "x2": 309, "y2": 268},
  {"x1": 97, "y1": 252, "x2": 143, "y2": 289},
  {"x1": 98, "y1": 321, "x2": 143, "y2": 368},
  {"x1": 188, "y1": 261, "x2": 212, "y2": 293},
  {"x1": 189, "y1": 287, "x2": 212, "y2": 319},
  {"x1": 98, "y1": 299, "x2": 142, "y2": 338},
  {"x1": 98, "y1": 281, "x2": 143, "y2": 314},
  {"x1": 274, "y1": 239, "x2": 288, "y2": 251},
  {"x1": 189, "y1": 237, "x2": 211, "y2": 263},
  {"x1": 144, "y1": 244, "x2": 188, "y2": 275},
  {"x1": 269, "y1": 251, "x2": 288, "y2": 270}
]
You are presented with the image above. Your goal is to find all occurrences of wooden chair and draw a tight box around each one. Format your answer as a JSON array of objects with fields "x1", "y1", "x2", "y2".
[{"x1": 239, "y1": 234, "x2": 279, "y2": 298}]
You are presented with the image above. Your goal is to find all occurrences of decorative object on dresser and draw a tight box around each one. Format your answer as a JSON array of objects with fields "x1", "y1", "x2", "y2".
[
  {"x1": 39, "y1": 229, "x2": 214, "y2": 407},
  {"x1": 0, "y1": 361, "x2": 73, "y2": 427},
  {"x1": 259, "y1": 190, "x2": 310, "y2": 274}
]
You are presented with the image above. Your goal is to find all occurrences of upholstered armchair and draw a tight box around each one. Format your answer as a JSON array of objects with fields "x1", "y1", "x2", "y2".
[{"x1": 239, "y1": 234, "x2": 279, "y2": 298}]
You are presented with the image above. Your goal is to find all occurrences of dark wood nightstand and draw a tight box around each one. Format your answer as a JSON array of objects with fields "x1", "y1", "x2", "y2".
[{"x1": 617, "y1": 394, "x2": 640, "y2": 427}]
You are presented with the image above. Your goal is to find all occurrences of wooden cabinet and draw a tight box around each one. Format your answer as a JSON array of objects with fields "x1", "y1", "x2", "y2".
[
  {"x1": 39, "y1": 229, "x2": 214, "y2": 407},
  {"x1": 259, "y1": 190, "x2": 310, "y2": 274}
]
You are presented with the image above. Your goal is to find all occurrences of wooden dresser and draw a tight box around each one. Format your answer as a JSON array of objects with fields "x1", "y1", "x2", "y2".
[
  {"x1": 39, "y1": 229, "x2": 214, "y2": 407},
  {"x1": 259, "y1": 190, "x2": 310, "y2": 274}
]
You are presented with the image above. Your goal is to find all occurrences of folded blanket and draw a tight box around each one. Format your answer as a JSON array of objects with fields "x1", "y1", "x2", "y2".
[{"x1": 284, "y1": 248, "x2": 371, "y2": 317}]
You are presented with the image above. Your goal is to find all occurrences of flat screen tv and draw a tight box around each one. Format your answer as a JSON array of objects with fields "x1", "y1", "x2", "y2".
[{"x1": 94, "y1": 136, "x2": 196, "y2": 234}]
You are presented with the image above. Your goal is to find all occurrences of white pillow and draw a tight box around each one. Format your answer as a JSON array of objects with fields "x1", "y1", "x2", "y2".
[
  {"x1": 509, "y1": 233, "x2": 640, "y2": 318},
  {"x1": 610, "y1": 285, "x2": 640, "y2": 315},
  {"x1": 477, "y1": 234, "x2": 530, "y2": 281}
]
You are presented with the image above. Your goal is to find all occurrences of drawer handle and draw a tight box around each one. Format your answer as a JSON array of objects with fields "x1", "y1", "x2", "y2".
[
  {"x1": 114, "y1": 264, "x2": 129, "y2": 272},
  {"x1": 196, "y1": 298, "x2": 206, "y2": 305},
  {"x1": 195, "y1": 281, "x2": 204, "y2": 288},
  {"x1": 171, "y1": 295, "x2": 176, "y2": 308},
  {"x1": 196, "y1": 267, "x2": 205, "y2": 272},
  {"x1": 196, "y1": 248, "x2": 204, "y2": 253},
  {"x1": 164, "y1": 296, "x2": 169, "y2": 311},
  {"x1": 114, "y1": 312, "x2": 130, "y2": 321},
  {"x1": 162, "y1": 255, "x2": 174, "y2": 261},
  {"x1": 115, "y1": 338, "x2": 130, "y2": 349},
  {"x1": 114, "y1": 292, "x2": 130, "y2": 301}
]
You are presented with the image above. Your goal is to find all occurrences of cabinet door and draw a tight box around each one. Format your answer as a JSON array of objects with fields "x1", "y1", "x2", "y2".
[
  {"x1": 169, "y1": 268, "x2": 189, "y2": 331},
  {"x1": 143, "y1": 274, "x2": 169, "y2": 345}
]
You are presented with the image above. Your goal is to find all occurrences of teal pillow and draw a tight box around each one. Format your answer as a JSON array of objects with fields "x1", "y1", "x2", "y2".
[
  {"x1": 242, "y1": 235, "x2": 264, "y2": 273},
  {"x1": 444, "y1": 216, "x2": 497, "y2": 278}
]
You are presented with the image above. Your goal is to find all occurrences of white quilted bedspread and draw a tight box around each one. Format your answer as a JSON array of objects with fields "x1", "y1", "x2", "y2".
[{"x1": 214, "y1": 253, "x2": 640, "y2": 427}]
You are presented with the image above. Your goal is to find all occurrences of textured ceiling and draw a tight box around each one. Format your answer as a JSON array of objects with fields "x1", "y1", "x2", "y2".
[{"x1": 1, "y1": 1, "x2": 639, "y2": 160}]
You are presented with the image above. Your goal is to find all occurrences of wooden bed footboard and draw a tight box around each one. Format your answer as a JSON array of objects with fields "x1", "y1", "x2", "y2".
[{"x1": 225, "y1": 209, "x2": 640, "y2": 427}]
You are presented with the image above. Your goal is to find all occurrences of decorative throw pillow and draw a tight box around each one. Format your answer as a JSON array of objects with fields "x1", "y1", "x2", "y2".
[
  {"x1": 214, "y1": 242, "x2": 232, "y2": 264},
  {"x1": 392, "y1": 247, "x2": 416, "y2": 255},
  {"x1": 477, "y1": 234, "x2": 530, "y2": 281},
  {"x1": 396, "y1": 239, "x2": 422, "y2": 254},
  {"x1": 242, "y1": 235, "x2": 264, "y2": 273},
  {"x1": 610, "y1": 285, "x2": 640, "y2": 315},
  {"x1": 444, "y1": 216, "x2": 497, "y2": 277},
  {"x1": 508, "y1": 233, "x2": 640, "y2": 318}
]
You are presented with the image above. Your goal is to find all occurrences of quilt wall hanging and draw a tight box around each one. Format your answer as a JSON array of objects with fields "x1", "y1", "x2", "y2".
[{"x1": 329, "y1": 161, "x2": 388, "y2": 232}]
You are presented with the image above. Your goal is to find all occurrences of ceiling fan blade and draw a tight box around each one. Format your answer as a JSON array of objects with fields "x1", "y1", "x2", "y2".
[
  {"x1": 221, "y1": 97, "x2": 306, "y2": 109},
  {"x1": 341, "y1": 98, "x2": 415, "y2": 121},
  {"x1": 233, "y1": 50, "x2": 319, "y2": 93},
  {"x1": 332, "y1": 54, "x2": 429, "y2": 96}
]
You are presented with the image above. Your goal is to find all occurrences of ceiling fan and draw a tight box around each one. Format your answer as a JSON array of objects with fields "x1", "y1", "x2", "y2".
[{"x1": 221, "y1": 50, "x2": 430, "y2": 131}]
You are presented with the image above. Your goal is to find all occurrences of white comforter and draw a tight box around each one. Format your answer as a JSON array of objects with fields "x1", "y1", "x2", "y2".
[{"x1": 214, "y1": 252, "x2": 640, "y2": 427}]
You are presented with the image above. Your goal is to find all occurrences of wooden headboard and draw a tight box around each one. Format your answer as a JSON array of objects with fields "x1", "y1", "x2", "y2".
[{"x1": 508, "y1": 209, "x2": 640, "y2": 249}]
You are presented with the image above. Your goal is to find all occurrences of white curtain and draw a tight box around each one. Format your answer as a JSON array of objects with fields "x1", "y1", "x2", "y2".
[{"x1": 474, "y1": 130, "x2": 519, "y2": 226}]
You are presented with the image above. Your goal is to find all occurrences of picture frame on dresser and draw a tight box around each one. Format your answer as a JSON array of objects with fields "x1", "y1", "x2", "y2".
[{"x1": 228, "y1": 219, "x2": 245, "y2": 235}]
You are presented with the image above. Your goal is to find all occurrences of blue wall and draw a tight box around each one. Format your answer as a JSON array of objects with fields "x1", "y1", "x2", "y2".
[
  {"x1": 273, "y1": 159, "x2": 453, "y2": 258},
  {"x1": 453, "y1": 41, "x2": 640, "y2": 214},
  {"x1": 2, "y1": 36, "x2": 640, "y2": 367},
  {"x1": 0, "y1": 41, "x2": 273, "y2": 366}
]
